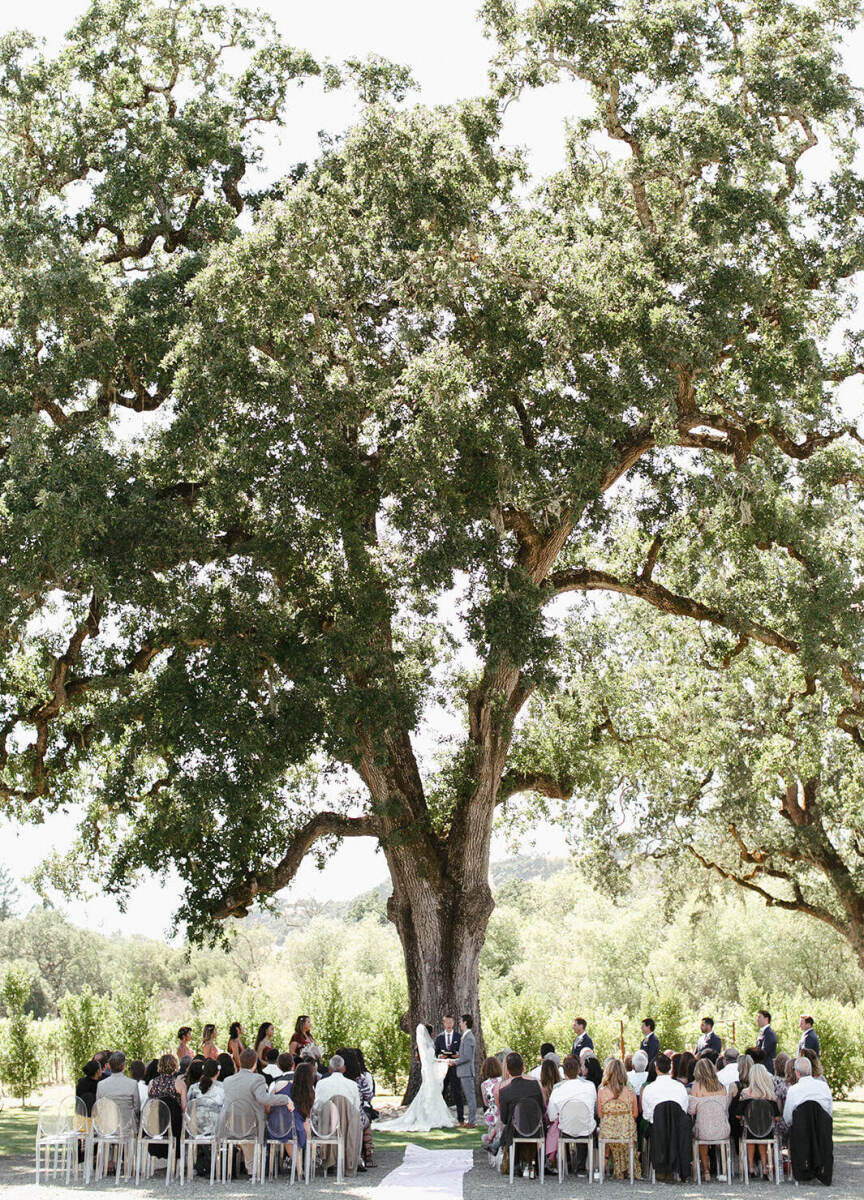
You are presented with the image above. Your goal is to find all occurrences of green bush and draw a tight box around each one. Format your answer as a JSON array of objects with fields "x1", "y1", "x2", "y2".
[
  {"x1": 362, "y1": 972, "x2": 410, "y2": 1092},
  {"x1": 105, "y1": 980, "x2": 162, "y2": 1064},
  {"x1": 59, "y1": 986, "x2": 107, "y2": 1079},
  {"x1": 309, "y1": 971, "x2": 363, "y2": 1056},
  {"x1": 0, "y1": 966, "x2": 40, "y2": 1104},
  {"x1": 651, "y1": 991, "x2": 688, "y2": 1054}
]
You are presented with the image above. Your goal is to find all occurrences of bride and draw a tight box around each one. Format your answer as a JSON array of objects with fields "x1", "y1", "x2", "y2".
[{"x1": 376, "y1": 1024, "x2": 456, "y2": 1131}]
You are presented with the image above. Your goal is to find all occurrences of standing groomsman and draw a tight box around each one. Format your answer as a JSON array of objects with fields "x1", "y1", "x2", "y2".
[
  {"x1": 640, "y1": 1017, "x2": 659, "y2": 1064},
  {"x1": 696, "y1": 1017, "x2": 722, "y2": 1056},
  {"x1": 798, "y1": 1015, "x2": 821, "y2": 1057},
  {"x1": 756, "y1": 1010, "x2": 777, "y2": 1073},
  {"x1": 435, "y1": 1014, "x2": 463, "y2": 1123},
  {"x1": 571, "y1": 1017, "x2": 594, "y2": 1058}
]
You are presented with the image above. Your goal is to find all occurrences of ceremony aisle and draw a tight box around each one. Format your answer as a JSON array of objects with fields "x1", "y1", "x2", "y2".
[{"x1": 376, "y1": 1143, "x2": 474, "y2": 1199}]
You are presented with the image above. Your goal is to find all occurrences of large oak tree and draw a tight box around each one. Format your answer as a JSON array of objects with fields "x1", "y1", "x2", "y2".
[{"x1": 2, "y1": 0, "x2": 864, "y2": 1078}]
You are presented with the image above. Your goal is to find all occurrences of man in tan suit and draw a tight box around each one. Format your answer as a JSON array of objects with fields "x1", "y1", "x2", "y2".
[
  {"x1": 222, "y1": 1048, "x2": 294, "y2": 1174},
  {"x1": 95, "y1": 1052, "x2": 141, "y2": 1120}
]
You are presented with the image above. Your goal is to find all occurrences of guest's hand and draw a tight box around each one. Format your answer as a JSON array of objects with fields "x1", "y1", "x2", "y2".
[{"x1": 287, "y1": 1100, "x2": 295, "y2": 1110}]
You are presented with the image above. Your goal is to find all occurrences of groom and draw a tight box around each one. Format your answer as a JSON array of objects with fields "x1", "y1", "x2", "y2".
[
  {"x1": 454, "y1": 1014, "x2": 477, "y2": 1127},
  {"x1": 435, "y1": 1014, "x2": 463, "y2": 1123}
]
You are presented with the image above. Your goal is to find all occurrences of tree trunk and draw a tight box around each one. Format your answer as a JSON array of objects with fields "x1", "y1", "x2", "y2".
[{"x1": 385, "y1": 846, "x2": 493, "y2": 1104}]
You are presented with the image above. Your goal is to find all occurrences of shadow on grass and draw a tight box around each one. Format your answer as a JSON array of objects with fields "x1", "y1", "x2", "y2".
[
  {"x1": 0, "y1": 1105, "x2": 37, "y2": 1156},
  {"x1": 374, "y1": 1126, "x2": 480, "y2": 1151}
]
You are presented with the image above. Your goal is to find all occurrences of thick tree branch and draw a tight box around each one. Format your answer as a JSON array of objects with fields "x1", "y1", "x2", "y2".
[{"x1": 498, "y1": 770, "x2": 573, "y2": 802}]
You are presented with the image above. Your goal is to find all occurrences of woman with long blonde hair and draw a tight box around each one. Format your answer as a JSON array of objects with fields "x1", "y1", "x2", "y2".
[
  {"x1": 597, "y1": 1058, "x2": 640, "y2": 1180},
  {"x1": 689, "y1": 1059, "x2": 730, "y2": 1179},
  {"x1": 739, "y1": 1064, "x2": 779, "y2": 1179}
]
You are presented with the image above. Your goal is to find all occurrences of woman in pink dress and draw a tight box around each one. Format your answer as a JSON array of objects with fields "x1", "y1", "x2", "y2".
[{"x1": 201, "y1": 1024, "x2": 220, "y2": 1061}]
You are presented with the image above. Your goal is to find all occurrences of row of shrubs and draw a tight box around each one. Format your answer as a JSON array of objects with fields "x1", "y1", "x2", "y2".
[{"x1": 2, "y1": 964, "x2": 863, "y2": 1104}]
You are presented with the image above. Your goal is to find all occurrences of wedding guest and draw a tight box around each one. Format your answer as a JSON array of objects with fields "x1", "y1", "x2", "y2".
[
  {"x1": 540, "y1": 1057, "x2": 560, "y2": 1107},
  {"x1": 129, "y1": 1060, "x2": 148, "y2": 1109},
  {"x1": 627, "y1": 1050, "x2": 649, "y2": 1096},
  {"x1": 254, "y1": 1023, "x2": 275, "y2": 1066},
  {"x1": 75, "y1": 1060, "x2": 101, "y2": 1114},
  {"x1": 187, "y1": 1060, "x2": 224, "y2": 1177},
  {"x1": 548, "y1": 1055, "x2": 597, "y2": 1124},
  {"x1": 640, "y1": 1018, "x2": 659, "y2": 1064},
  {"x1": 572, "y1": 1019, "x2": 594, "y2": 1058},
  {"x1": 223, "y1": 1048, "x2": 294, "y2": 1176},
  {"x1": 262, "y1": 1047, "x2": 282, "y2": 1081},
  {"x1": 689, "y1": 1059, "x2": 730, "y2": 1180},
  {"x1": 800, "y1": 1048, "x2": 824, "y2": 1077},
  {"x1": 774, "y1": 1056, "x2": 797, "y2": 1143},
  {"x1": 640, "y1": 1052, "x2": 688, "y2": 1123},
  {"x1": 773, "y1": 1052, "x2": 791, "y2": 1089},
  {"x1": 783, "y1": 1057, "x2": 833, "y2": 1122},
  {"x1": 96, "y1": 1051, "x2": 141, "y2": 1117},
  {"x1": 499, "y1": 1053, "x2": 545, "y2": 1177},
  {"x1": 696, "y1": 1018, "x2": 722, "y2": 1057},
  {"x1": 582, "y1": 1053, "x2": 603, "y2": 1089},
  {"x1": 267, "y1": 1060, "x2": 311, "y2": 1173},
  {"x1": 338, "y1": 1047, "x2": 375, "y2": 1167},
  {"x1": 176, "y1": 1027, "x2": 193, "y2": 1062},
  {"x1": 755, "y1": 1011, "x2": 777, "y2": 1074},
  {"x1": 356, "y1": 1049, "x2": 375, "y2": 1108},
  {"x1": 201, "y1": 1024, "x2": 220, "y2": 1062},
  {"x1": 597, "y1": 1058, "x2": 640, "y2": 1180},
  {"x1": 216, "y1": 1052, "x2": 235, "y2": 1082},
  {"x1": 739, "y1": 1063, "x2": 779, "y2": 1179},
  {"x1": 289, "y1": 1015, "x2": 313, "y2": 1058},
  {"x1": 149, "y1": 1053, "x2": 184, "y2": 1112},
  {"x1": 716, "y1": 1047, "x2": 740, "y2": 1089},
  {"x1": 798, "y1": 1016, "x2": 820, "y2": 1057},
  {"x1": 227, "y1": 1022, "x2": 244, "y2": 1070},
  {"x1": 678, "y1": 1051, "x2": 696, "y2": 1087},
  {"x1": 480, "y1": 1056, "x2": 504, "y2": 1150},
  {"x1": 176, "y1": 1058, "x2": 203, "y2": 1110}
]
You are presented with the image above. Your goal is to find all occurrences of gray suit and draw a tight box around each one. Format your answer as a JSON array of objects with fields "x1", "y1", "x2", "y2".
[
  {"x1": 454, "y1": 1028, "x2": 477, "y2": 1124},
  {"x1": 96, "y1": 1072, "x2": 141, "y2": 1121}
]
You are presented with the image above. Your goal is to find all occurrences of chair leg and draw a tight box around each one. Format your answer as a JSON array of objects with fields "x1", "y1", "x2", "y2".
[
  {"x1": 598, "y1": 1140, "x2": 604, "y2": 1183},
  {"x1": 589, "y1": 1139, "x2": 594, "y2": 1184},
  {"x1": 510, "y1": 1140, "x2": 515, "y2": 1183},
  {"x1": 744, "y1": 1142, "x2": 750, "y2": 1185},
  {"x1": 630, "y1": 1143, "x2": 634, "y2": 1186}
]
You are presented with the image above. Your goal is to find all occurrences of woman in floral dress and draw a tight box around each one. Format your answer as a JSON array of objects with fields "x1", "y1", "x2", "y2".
[{"x1": 597, "y1": 1058, "x2": 640, "y2": 1180}]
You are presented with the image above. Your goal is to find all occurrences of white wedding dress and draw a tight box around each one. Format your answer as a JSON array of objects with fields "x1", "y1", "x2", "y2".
[{"x1": 376, "y1": 1024, "x2": 457, "y2": 1131}]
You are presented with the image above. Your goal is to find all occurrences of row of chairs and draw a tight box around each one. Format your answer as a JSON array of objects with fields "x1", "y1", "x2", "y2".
[
  {"x1": 35, "y1": 1093, "x2": 345, "y2": 1187},
  {"x1": 507, "y1": 1097, "x2": 785, "y2": 1186}
]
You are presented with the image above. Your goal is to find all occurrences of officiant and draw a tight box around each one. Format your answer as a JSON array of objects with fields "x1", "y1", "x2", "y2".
[{"x1": 435, "y1": 1014, "x2": 464, "y2": 1123}]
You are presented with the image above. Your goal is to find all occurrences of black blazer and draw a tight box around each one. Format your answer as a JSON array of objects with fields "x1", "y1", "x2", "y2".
[
  {"x1": 697, "y1": 1031, "x2": 721, "y2": 1056},
  {"x1": 756, "y1": 1027, "x2": 777, "y2": 1073},
  {"x1": 651, "y1": 1100, "x2": 693, "y2": 1180},
  {"x1": 572, "y1": 1032, "x2": 594, "y2": 1057},
  {"x1": 434, "y1": 1030, "x2": 461, "y2": 1059},
  {"x1": 499, "y1": 1076, "x2": 545, "y2": 1145},
  {"x1": 641, "y1": 1032, "x2": 660, "y2": 1063},
  {"x1": 790, "y1": 1100, "x2": 833, "y2": 1185},
  {"x1": 798, "y1": 1028, "x2": 820, "y2": 1056}
]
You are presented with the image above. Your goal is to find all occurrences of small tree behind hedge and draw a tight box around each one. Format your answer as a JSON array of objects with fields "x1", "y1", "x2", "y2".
[
  {"x1": 59, "y1": 986, "x2": 107, "y2": 1080},
  {"x1": 104, "y1": 980, "x2": 161, "y2": 1064},
  {"x1": 0, "y1": 967, "x2": 40, "y2": 1104}
]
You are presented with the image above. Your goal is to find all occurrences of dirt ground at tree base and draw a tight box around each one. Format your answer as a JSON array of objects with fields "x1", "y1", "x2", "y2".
[{"x1": 0, "y1": 1143, "x2": 862, "y2": 1199}]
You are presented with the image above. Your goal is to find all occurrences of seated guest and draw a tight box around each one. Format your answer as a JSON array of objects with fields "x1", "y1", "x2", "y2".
[
  {"x1": 597, "y1": 1058, "x2": 640, "y2": 1180},
  {"x1": 798, "y1": 1016, "x2": 820, "y2": 1057},
  {"x1": 773, "y1": 1053, "x2": 791, "y2": 1091},
  {"x1": 177, "y1": 1058, "x2": 203, "y2": 1110},
  {"x1": 254, "y1": 1023, "x2": 275, "y2": 1067},
  {"x1": 688, "y1": 1059, "x2": 730, "y2": 1181},
  {"x1": 129, "y1": 1060, "x2": 148, "y2": 1109},
  {"x1": 216, "y1": 1052, "x2": 235, "y2": 1083},
  {"x1": 548, "y1": 1055, "x2": 597, "y2": 1127},
  {"x1": 338, "y1": 1047, "x2": 375, "y2": 1169},
  {"x1": 739, "y1": 1063, "x2": 780, "y2": 1180},
  {"x1": 800, "y1": 1048, "x2": 824, "y2": 1077},
  {"x1": 640, "y1": 1018, "x2": 659, "y2": 1064},
  {"x1": 582, "y1": 1053, "x2": 603, "y2": 1090},
  {"x1": 96, "y1": 1051, "x2": 142, "y2": 1118},
  {"x1": 696, "y1": 1018, "x2": 722, "y2": 1057},
  {"x1": 572, "y1": 1019, "x2": 594, "y2": 1058},
  {"x1": 200, "y1": 1024, "x2": 220, "y2": 1062},
  {"x1": 262, "y1": 1047, "x2": 282, "y2": 1081},
  {"x1": 356, "y1": 1049, "x2": 375, "y2": 1105},
  {"x1": 499, "y1": 1052, "x2": 545, "y2": 1177},
  {"x1": 480, "y1": 1056, "x2": 505, "y2": 1151},
  {"x1": 176, "y1": 1027, "x2": 193, "y2": 1062},
  {"x1": 222, "y1": 1048, "x2": 294, "y2": 1176},
  {"x1": 266, "y1": 1051, "x2": 294, "y2": 1087},
  {"x1": 540, "y1": 1057, "x2": 560, "y2": 1108},
  {"x1": 528, "y1": 1044, "x2": 560, "y2": 1081},
  {"x1": 227, "y1": 1022, "x2": 245, "y2": 1070},
  {"x1": 187, "y1": 1060, "x2": 224, "y2": 1177},
  {"x1": 747, "y1": 1045, "x2": 766, "y2": 1065},
  {"x1": 677, "y1": 1052, "x2": 696, "y2": 1088},
  {"x1": 314, "y1": 1054, "x2": 361, "y2": 1109},
  {"x1": 627, "y1": 1050, "x2": 649, "y2": 1096},
  {"x1": 716, "y1": 1047, "x2": 740, "y2": 1089},
  {"x1": 269, "y1": 1060, "x2": 315, "y2": 1170},
  {"x1": 76, "y1": 1059, "x2": 101, "y2": 1114},
  {"x1": 640, "y1": 1051, "x2": 688, "y2": 1123},
  {"x1": 783, "y1": 1057, "x2": 833, "y2": 1124},
  {"x1": 95, "y1": 1050, "x2": 111, "y2": 1078},
  {"x1": 148, "y1": 1053, "x2": 183, "y2": 1111}
]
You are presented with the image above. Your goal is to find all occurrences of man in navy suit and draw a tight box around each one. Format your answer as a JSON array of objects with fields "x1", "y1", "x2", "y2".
[
  {"x1": 435, "y1": 1014, "x2": 463, "y2": 1122},
  {"x1": 571, "y1": 1017, "x2": 594, "y2": 1059},
  {"x1": 798, "y1": 1015, "x2": 821, "y2": 1057},
  {"x1": 756, "y1": 1009, "x2": 777, "y2": 1073},
  {"x1": 696, "y1": 1017, "x2": 722, "y2": 1057},
  {"x1": 640, "y1": 1017, "x2": 659, "y2": 1063}
]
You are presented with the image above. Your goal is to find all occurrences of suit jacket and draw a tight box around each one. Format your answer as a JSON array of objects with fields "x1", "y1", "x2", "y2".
[
  {"x1": 641, "y1": 1032, "x2": 660, "y2": 1063},
  {"x1": 455, "y1": 1029, "x2": 475, "y2": 1079},
  {"x1": 571, "y1": 1032, "x2": 594, "y2": 1057},
  {"x1": 798, "y1": 1029, "x2": 820, "y2": 1056},
  {"x1": 757, "y1": 1026, "x2": 777, "y2": 1073},
  {"x1": 499, "y1": 1076, "x2": 545, "y2": 1145},
  {"x1": 96, "y1": 1072, "x2": 141, "y2": 1118},
  {"x1": 435, "y1": 1029, "x2": 461, "y2": 1060},
  {"x1": 222, "y1": 1067, "x2": 293, "y2": 1135},
  {"x1": 651, "y1": 1100, "x2": 693, "y2": 1180},
  {"x1": 790, "y1": 1100, "x2": 833, "y2": 1185},
  {"x1": 696, "y1": 1031, "x2": 721, "y2": 1056}
]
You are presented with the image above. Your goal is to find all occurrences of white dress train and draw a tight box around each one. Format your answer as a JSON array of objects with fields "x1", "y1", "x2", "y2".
[{"x1": 375, "y1": 1024, "x2": 456, "y2": 1131}]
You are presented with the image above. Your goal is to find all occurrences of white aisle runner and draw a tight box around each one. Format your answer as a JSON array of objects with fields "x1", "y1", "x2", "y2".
[{"x1": 376, "y1": 1144, "x2": 474, "y2": 1198}]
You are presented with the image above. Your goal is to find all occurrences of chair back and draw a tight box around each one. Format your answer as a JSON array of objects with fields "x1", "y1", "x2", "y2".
[
  {"x1": 92, "y1": 1096, "x2": 136, "y2": 1138},
  {"x1": 558, "y1": 1099, "x2": 593, "y2": 1138},
  {"x1": 37, "y1": 1100, "x2": 67, "y2": 1138},
  {"x1": 73, "y1": 1095, "x2": 92, "y2": 1134},
  {"x1": 140, "y1": 1097, "x2": 171, "y2": 1140},
  {"x1": 266, "y1": 1105, "x2": 295, "y2": 1142},
  {"x1": 744, "y1": 1098, "x2": 778, "y2": 1140},
  {"x1": 220, "y1": 1099, "x2": 257, "y2": 1141},
  {"x1": 513, "y1": 1097, "x2": 543, "y2": 1138},
  {"x1": 310, "y1": 1100, "x2": 340, "y2": 1140}
]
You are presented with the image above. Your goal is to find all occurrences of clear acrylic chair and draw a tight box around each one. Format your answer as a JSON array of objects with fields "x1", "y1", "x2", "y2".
[
  {"x1": 179, "y1": 1098, "x2": 219, "y2": 1186},
  {"x1": 263, "y1": 1104, "x2": 300, "y2": 1183},
  {"x1": 306, "y1": 1100, "x2": 343, "y2": 1183},
  {"x1": 91, "y1": 1096, "x2": 138, "y2": 1183},
  {"x1": 217, "y1": 1099, "x2": 260, "y2": 1182},
  {"x1": 136, "y1": 1097, "x2": 176, "y2": 1186},
  {"x1": 35, "y1": 1094, "x2": 82, "y2": 1185},
  {"x1": 509, "y1": 1098, "x2": 545, "y2": 1183},
  {"x1": 557, "y1": 1098, "x2": 595, "y2": 1182},
  {"x1": 741, "y1": 1101, "x2": 782, "y2": 1187}
]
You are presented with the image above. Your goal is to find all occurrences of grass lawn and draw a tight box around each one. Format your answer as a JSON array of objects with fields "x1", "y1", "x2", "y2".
[
  {"x1": 0, "y1": 1103, "x2": 38, "y2": 1156},
  {"x1": 835, "y1": 1099, "x2": 864, "y2": 1143},
  {"x1": 374, "y1": 1125, "x2": 480, "y2": 1151}
]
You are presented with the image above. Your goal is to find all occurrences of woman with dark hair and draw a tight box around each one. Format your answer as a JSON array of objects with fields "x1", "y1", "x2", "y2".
[
  {"x1": 254, "y1": 1022, "x2": 274, "y2": 1067},
  {"x1": 540, "y1": 1058, "x2": 560, "y2": 1108},
  {"x1": 187, "y1": 1060, "x2": 224, "y2": 1177},
  {"x1": 144, "y1": 1058, "x2": 159, "y2": 1085},
  {"x1": 337, "y1": 1048, "x2": 375, "y2": 1168},
  {"x1": 677, "y1": 1051, "x2": 696, "y2": 1088},
  {"x1": 355, "y1": 1048, "x2": 376, "y2": 1111},
  {"x1": 480, "y1": 1056, "x2": 504, "y2": 1151},
  {"x1": 201, "y1": 1024, "x2": 220, "y2": 1061},
  {"x1": 288, "y1": 1015, "x2": 313, "y2": 1059},
  {"x1": 267, "y1": 1058, "x2": 313, "y2": 1173},
  {"x1": 176, "y1": 1027, "x2": 193, "y2": 1061},
  {"x1": 217, "y1": 1052, "x2": 235, "y2": 1082},
  {"x1": 582, "y1": 1054, "x2": 603, "y2": 1090},
  {"x1": 177, "y1": 1058, "x2": 204, "y2": 1110},
  {"x1": 227, "y1": 1022, "x2": 245, "y2": 1070}
]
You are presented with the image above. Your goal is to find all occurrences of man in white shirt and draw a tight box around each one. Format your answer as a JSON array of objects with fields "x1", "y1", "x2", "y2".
[
  {"x1": 716, "y1": 1048, "x2": 740, "y2": 1090},
  {"x1": 783, "y1": 1058, "x2": 833, "y2": 1125},
  {"x1": 314, "y1": 1055, "x2": 361, "y2": 1110},
  {"x1": 627, "y1": 1050, "x2": 649, "y2": 1095},
  {"x1": 527, "y1": 1046, "x2": 562, "y2": 1081},
  {"x1": 640, "y1": 1054, "x2": 688, "y2": 1123},
  {"x1": 547, "y1": 1056, "x2": 597, "y2": 1130}
]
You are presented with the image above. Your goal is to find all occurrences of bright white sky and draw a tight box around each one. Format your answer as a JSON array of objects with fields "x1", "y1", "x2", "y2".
[{"x1": 2, "y1": 0, "x2": 863, "y2": 938}]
